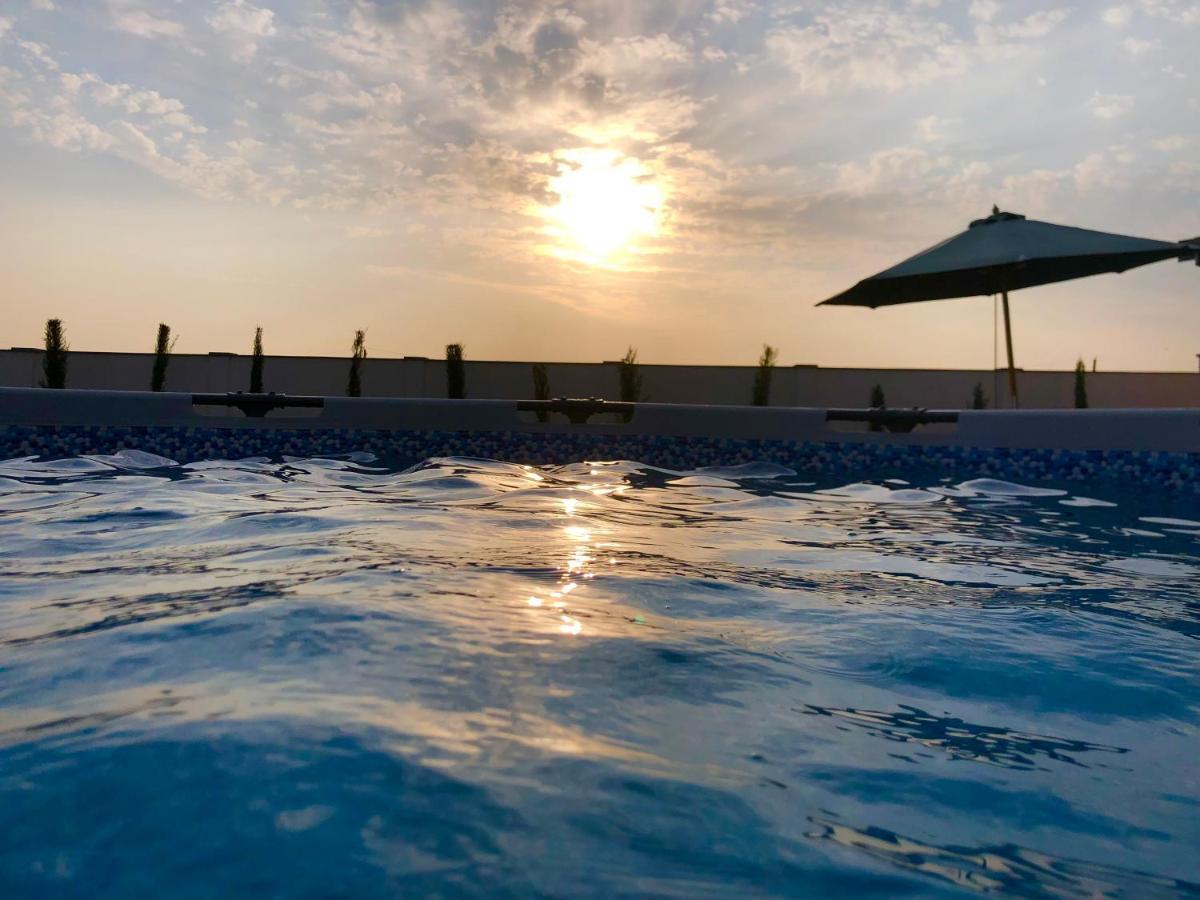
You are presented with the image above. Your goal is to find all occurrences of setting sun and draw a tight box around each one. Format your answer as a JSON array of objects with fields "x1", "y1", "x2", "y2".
[{"x1": 544, "y1": 149, "x2": 663, "y2": 266}]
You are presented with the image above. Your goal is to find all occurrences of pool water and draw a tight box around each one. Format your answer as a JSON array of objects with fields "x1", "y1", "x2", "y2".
[{"x1": 1, "y1": 452, "x2": 1198, "y2": 897}]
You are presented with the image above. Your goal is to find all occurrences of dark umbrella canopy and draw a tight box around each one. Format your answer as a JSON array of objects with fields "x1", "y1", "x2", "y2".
[
  {"x1": 820, "y1": 209, "x2": 1195, "y2": 308},
  {"x1": 818, "y1": 208, "x2": 1197, "y2": 408}
]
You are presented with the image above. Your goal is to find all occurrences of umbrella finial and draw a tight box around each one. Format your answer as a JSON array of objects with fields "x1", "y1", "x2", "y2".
[{"x1": 992, "y1": 204, "x2": 1000, "y2": 215}]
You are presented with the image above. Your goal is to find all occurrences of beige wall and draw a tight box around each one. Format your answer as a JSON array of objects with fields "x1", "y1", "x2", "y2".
[{"x1": 2, "y1": 348, "x2": 1197, "y2": 409}]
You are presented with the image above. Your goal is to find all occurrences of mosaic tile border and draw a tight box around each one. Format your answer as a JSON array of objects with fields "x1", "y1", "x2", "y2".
[{"x1": 1, "y1": 423, "x2": 1197, "y2": 492}]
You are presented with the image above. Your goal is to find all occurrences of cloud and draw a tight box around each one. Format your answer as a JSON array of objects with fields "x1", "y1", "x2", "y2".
[
  {"x1": 997, "y1": 152, "x2": 1138, "y2": 214},
  {"x1": 1122, "y1": 36, "x2": 1157, "y2": 54},
  {"x1": 1152, "y1": 135, "x2": 1189, "y2": 152},
  {"x1": 208, "y1": 0, "x2": 276, "y2": 62},
  {"x1": 0, "y1": 34, "x2": 288, "y2": 205},
  {"x1": 226, "y1": 136, "x2": 263, "y2": 153},
  {"x1": 208, "y1": 0, "x2": 275, "y2": 36},
  {"x1": 709, "y1": 0, "x2": 756, "y2": 25},
  {"x1": 111, "y1": 9, "x2": 185, "y2": 39},
  {"x1": 12, "y1": 108, "x2": 115, "y2": 151},
  {"x1": 1087, "y1": 91, "x2": 1134, "y2": 119},
  {"x1": 1139, "y1": 0, "x2": 1200, "y2": 25},
  {"x1": 766, "y1": 6, "x2": 968, "y2": 94},
  {"x1": 913, "y1": 115, "x2": 945, "y2": 142},
  {"x1": 975, "y1": 8, "x2": 1071, "y2": 44},
  {"x1": 77, "y1": 77, "x2": 207, "y2": 133},
  {"x1": 301, "y1": 88, "x2": 375, "y2": 113},
  {"x1": 1, "y1": 0, "x2": 1196, "y2": 286},
  {"x1": 578, "y1": 33, "x2": 690, "y2": 77},
  {"x1": 1101, "y1": 5, "x2": 1133, "y2": 26},
  {"x1": 346, "y1": 225, "x2": 393, "y2": 239},
  {"x1": 113, "y1": 119, "x2": 160, "y2": 161},
  {"x1": 832, "y1": 146, "x2": 990, "y2": 199},
  {"x1": 968, "y1": 1, "x2": 1000, "y2": 22}
]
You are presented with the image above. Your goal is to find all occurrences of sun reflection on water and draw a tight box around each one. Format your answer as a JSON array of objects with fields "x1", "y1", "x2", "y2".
[{"x1": 522, "y1": 469, "x2": 636, "y2": 637}]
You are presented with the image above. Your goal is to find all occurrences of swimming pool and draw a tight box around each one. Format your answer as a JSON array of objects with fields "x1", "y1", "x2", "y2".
[{"x1": 1, "y1": 450, "x2": 1197, "y2": 896}]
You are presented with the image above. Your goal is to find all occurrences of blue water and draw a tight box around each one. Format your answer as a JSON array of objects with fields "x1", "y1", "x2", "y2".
[{"x1": 1, "y1": 452, "x2": 1198, "y2": 898}]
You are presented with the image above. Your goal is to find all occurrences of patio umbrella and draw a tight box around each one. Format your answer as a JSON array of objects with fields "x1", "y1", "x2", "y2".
[{"x1": 819, "y1": 207, "x2": 1199, "y2": 407}]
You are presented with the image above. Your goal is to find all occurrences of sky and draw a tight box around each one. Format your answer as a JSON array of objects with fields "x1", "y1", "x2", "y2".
[{"x1": 1, "y1": 0, "x2": 1197, "y2": 371}]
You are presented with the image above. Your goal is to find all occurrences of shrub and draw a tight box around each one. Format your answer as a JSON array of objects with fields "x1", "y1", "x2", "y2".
[
  {"x1": 618, "y1": 347, "x2": 643, "y2": 403},
  {"x1": 751, "y1": 344, "x2": 778, "y2": 406},
  {"x1": 151, "y1": 323, "x2": 176, "y2": 392},
  {"x1": 250, "y1": 327, "x2": 265, "y2": 393},
  {"x1": 618, "y1": 347, "x2": 643, "y2": 422},
  {"x1": 347, "y1": 330, "x2": 367, "y2": 397},
  {"x1": 41, "y1": 318, "x2": 69, "y2": 389},
  {"x1": 446, "y1": 343, "x2": 466, "y2": 399}
]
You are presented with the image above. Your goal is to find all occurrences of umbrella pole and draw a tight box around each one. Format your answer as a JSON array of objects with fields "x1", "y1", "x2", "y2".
[{"x1": 1001, "y1": 290, "x2": 1019, "y2": 408}]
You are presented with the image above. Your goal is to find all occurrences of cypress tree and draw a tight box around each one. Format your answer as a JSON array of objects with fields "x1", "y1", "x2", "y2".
[
  {"x1": 250, "y1": 326, "x2": 264, "y2": 393},
  {"x1": 532, "y1": 362, "x2": 550, "y2": 422},
  {"x1": 971, "y1": 382, "x2": 988, "y2": 410},
  {"x1": 446, "y1": 343, "x2": 466, "y2": 399},
  {"x1": 869, "y1": 383, "x2": 886, "y2": 432},
  {"x1": 1074, "y1": 359, "x2": 1088, "y2": 409},
  {"x1": 751, "y1": 344, "x2": 778, "y2": 406},
  {"x1": 41, "y1": 318, "x2": 68, "y2": 389},
  {"x1": 151, "y1": 323, "x2": 175, "y2": 392},
  {"x1": 347, "y1": 330, "x2": 367, "y2": 397}
]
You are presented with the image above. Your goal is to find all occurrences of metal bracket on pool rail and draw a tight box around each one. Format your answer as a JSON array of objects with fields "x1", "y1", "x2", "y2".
[
  {"x1": 517, "y1": 397, "x2": 634, "y2": 424},
  {"x1": 192, "y1": 392, "x2": 326, "y2": 418},
  {"x1": 826, "y1": 407, "x2": 959, "y2": 433}
]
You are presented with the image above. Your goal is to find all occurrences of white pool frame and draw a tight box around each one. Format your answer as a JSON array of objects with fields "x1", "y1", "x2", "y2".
[{"x1": 1, "y1": 388, "x2": 1197, "y2": 454}]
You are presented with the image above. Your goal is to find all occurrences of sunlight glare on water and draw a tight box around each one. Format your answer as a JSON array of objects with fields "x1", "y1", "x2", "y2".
[{"x1": 1, "y1": 452, "x2": 1198, "y2": 897}]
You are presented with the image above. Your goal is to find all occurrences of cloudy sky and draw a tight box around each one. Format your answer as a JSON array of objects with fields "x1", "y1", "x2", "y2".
[{"x1": 1, "y1": 0, "x2": 1197, "y2": 369}]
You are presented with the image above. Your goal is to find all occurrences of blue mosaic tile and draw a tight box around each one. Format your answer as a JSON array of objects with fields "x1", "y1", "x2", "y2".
[{"x1": 0, "y1": 423, "x2": 1196, "y2": 493}]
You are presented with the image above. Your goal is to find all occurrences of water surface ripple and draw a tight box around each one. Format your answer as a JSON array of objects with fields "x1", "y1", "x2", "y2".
[{"x1": 1, "y1": 452, "x2": 1198, "y2": 897}]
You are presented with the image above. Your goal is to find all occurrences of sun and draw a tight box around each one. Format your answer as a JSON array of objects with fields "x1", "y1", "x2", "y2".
[{"x1": 544, "y1": 149, "x2": 663, "y2": 265}]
